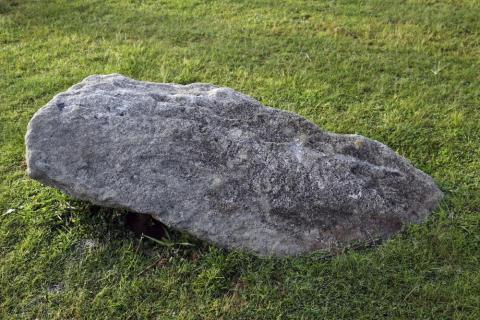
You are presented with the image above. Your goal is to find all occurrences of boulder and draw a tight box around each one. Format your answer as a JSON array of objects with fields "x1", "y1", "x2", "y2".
[{"x1": 26, "y1": 74, "x2": 443, "y2": 256}]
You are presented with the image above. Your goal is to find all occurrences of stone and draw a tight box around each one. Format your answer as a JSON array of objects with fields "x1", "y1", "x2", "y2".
[{"x1": 25, "y1": 74, "x2": 443, "y2": 256}]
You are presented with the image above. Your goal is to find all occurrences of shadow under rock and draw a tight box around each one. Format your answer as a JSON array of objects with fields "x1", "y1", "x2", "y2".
[{"x1": 67, "y1": 203, "x2": 209, "y2": 257}]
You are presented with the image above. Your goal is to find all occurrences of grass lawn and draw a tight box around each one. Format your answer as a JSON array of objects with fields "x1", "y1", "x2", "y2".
[{"x1": 1, "y1": 0, "x2": 479, "y2": 318}]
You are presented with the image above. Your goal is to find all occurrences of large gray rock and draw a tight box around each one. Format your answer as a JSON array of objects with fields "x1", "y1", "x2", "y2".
[{"x1": 26, "y1": 74, "x2": 443, "y2": 256}]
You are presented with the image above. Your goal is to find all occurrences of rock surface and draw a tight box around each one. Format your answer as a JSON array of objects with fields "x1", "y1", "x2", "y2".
[{"x1": 26, "y1": 74, "x2": 443, "y2": 256}]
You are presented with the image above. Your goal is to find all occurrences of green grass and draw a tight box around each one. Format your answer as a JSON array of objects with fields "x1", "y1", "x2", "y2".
[{"x1": 1, "y1": 0, "x2": 479, "y2": 318}]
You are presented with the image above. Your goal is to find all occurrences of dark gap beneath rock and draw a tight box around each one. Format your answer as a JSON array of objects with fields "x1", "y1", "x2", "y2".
[{"x1": 124, "y1": 211, "x2": 166, "y2": 239}]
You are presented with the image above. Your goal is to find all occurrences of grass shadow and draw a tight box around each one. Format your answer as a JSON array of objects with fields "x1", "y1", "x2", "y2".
[{"x1": 50, "y1": 201, "x2": 210, "y2": 260}]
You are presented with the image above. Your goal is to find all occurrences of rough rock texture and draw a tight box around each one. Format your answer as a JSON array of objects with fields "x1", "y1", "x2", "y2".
[{"x1": 26, "y1": 74, "x2": 443, "y2": 256}]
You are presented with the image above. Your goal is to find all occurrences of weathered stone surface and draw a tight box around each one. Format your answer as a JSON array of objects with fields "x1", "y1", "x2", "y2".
[{"x1": 26, "y1": 74, "x2": 443, "y2": 256}]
